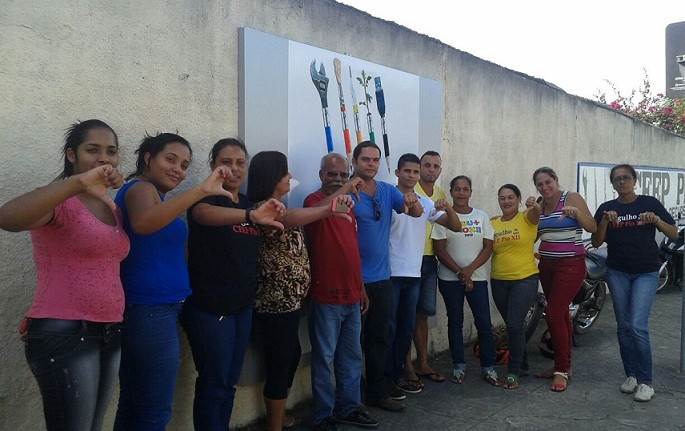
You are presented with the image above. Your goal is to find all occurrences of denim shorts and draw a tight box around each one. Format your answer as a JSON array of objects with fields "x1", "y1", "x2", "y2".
[{"x1": 416, "y1": 255, "x2": 438, "y2": 316}]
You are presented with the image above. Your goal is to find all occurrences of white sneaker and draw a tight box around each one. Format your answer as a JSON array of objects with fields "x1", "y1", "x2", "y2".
[
  {"x1": 633, "y1": 383, "x2": 654, "y2": 402},
  {"x1": 619, "y1": 376, "x2": 638, "y2": 393}
]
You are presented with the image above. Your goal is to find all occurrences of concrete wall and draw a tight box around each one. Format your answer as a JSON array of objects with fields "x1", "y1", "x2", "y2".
[{"x1": 1, "y1": 0, "x2": 683, "y2": 429}]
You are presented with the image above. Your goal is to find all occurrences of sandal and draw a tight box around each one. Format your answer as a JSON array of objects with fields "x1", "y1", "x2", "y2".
[
  {"x1": 550, "y1": 372, "x2": 568, "y2": 392},
  {"x1": 503, "y1": 373, "x2": 519, "y2": 389},
  {"x1": 283, "y1": 416, "x2": 301, "y2": 428},
  {"x1": 483, "y1": 370, "x2": 503, "y2": 387},
  {"x1": 449, "y1": 369, "x2": 465, "y2": 384},
  {"x1": 536, "y1": 367, "x2": 572, "y2": 380}
]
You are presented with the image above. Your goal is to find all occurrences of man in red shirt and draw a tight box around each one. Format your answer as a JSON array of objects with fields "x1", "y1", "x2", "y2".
[{"x1": 304, "y1": 153, "x2": 377, "y2": 431}]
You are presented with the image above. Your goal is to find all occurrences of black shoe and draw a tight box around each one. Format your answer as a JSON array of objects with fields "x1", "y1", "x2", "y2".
[
  {"x1": 368, "y1": 397, "x2": 405, "y2": 412},
  {"x1": 336, "y1": 410, "x2": 379, "y2": 428},
  {"x1": 388, "y1": 381, "x2": 407, "y2": 400},
  {"x1": 395, "y1": 378, "x2": 422, "y2": 394},
  {"x1": 317, "y1": 417, "x2": 341, "y2": 431}
]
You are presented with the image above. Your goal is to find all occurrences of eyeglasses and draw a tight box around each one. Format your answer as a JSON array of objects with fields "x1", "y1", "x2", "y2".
[
  {"x1": 372, "y1": 197, "x2": 381, "y2": 221},
  {"x1": 612, "y1": 175, "x2": 634, "y2": 184},
  {"x1": 325, "y1": 170, "x2": 350, "y2": 180}
]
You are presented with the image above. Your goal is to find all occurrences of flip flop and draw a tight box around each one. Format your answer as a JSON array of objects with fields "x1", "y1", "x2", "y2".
[
  {"x1": 283, "y1": 416, "x2": 301, "y2": 428},
  {"x1": 417, "y1": 371, "x2": 445, "y2": 383}
]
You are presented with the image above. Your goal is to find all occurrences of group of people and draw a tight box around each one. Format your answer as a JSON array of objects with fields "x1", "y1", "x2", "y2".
[{"x1": 0, "y1": 119, "x2": 678, "y2": 431}]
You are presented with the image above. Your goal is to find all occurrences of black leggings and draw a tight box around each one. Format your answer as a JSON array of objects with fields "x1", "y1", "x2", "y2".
[{"x1": 255, "y1": 308, "x2": 302, "y2": 399}]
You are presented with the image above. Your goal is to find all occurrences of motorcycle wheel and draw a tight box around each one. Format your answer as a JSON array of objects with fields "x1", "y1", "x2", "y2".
[
  {"x1": 573, "y1": 280, "x2": 607, "y2": 334},
  {"x1": 523, "y1": 292, "x2": 545, "y2": 343},
  {"x1": 656, "y1": 261, "x2": 670, "y2": 293},
  {"x1": 539, "y1": 329, "x2": 554, "y2": 359}
]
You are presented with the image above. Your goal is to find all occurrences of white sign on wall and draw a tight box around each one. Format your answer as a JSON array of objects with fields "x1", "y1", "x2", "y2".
[{"x1": 577, "y1": 162, "x2": 685, "y2": 221}]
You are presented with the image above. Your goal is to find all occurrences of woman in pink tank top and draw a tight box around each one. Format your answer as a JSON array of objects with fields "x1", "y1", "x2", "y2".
[{"x1": 0, "y1": 119, "x2": 130, "y2": 431}]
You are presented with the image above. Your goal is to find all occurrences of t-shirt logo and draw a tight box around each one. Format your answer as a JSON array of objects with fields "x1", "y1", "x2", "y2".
[
  {"x1": 493, "y1": 228, "x2": 521, "y2": 243},
  {"x1": 460, "y1": 219, "x2": 482, "y2": 236}
]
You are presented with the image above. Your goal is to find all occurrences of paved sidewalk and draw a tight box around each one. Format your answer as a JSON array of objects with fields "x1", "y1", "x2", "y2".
[{"x1": 244, "y1": 286, "x2": 685, "y2": 430}]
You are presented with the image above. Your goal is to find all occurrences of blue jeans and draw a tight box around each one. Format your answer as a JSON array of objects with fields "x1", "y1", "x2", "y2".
[
  {"x1": 308, "y1": 301, "x2": 362, "y2": 424},
  {"x1": 605, "y1": 268, "x2": 659, "y2": 384},
  {"x1": 417, "y1": 256, "x2": 438, "y2": 316},
  {"x1": 24, "y1": 318, "x2": 121, "y2": 431},
  {"x1": 361, "y1": 279, "x2": 392, "y2": 403},
  {"x1": 491, "y1": 275, "x2": 539, "y2": 375},
  {"x1": 438, "y1": 279, "x2": 496, "y2": 372},
  {"x1": 114, "y1": 302, "x2": 183, "y2": 431},
  {"x1": 386, "y1": 276, "x2": 420, "y2": 380},
  {"x1": 180, "y1": 303, "x2": 252, "y2": 431}
]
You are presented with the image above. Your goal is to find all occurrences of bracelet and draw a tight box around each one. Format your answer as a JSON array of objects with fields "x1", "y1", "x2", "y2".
[
  {"x1": 653, "y1": 216, "x2": 661, "y2": 225},
  {"x1": 244, "y1": 208, "x2": 252, "y2": 224}
]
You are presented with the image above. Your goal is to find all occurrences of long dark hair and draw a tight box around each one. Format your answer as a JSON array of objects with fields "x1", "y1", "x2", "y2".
[
  {"x1": 57, "y1": 119, "x2": 118, "y2": 180},
  {"x1": 209, "y1": 138, "x2": 248, "y2": 166},
  {"x1": 126, "y1": 133, "x2": 192, "y2": 180},
  {"x1": 247, "y1": 151, "x2": 288, "y2": 202}
]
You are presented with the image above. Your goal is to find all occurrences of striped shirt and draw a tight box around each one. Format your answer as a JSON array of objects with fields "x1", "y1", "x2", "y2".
[{"x1": 538, "y1": 191, "x2": 584, "y2": 258}]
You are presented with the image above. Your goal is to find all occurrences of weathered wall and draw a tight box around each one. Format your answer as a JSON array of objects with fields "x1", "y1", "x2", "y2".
[{"x1": 1, "y1": 0, "x2": 683, "y2": 429}]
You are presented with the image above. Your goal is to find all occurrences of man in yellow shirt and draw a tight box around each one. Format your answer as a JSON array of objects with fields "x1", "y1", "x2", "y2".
[{"x1": 404, "y1": 151, "x2": 447, "y2": 383}]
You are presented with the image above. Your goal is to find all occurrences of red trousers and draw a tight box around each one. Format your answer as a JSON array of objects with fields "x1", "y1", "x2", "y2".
[{"x1": 538, "y1": 255, "x2": 586, "y2": 373}]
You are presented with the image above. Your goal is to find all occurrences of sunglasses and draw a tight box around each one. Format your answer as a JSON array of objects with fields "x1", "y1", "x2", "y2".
[
  {"x1": 612, "y1": 175, "x2": 634, "y2": 184},
  {"x1": 325, "y1": 170, "x2": 350, "y2": 180},
  {"x1": 372, "y1": 197, "x2": 381, "y2": 221}
]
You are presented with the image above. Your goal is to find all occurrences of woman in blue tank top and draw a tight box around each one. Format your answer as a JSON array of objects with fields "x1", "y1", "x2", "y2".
[{"x1": 113, "y1": 133, "x2": 280, "y2": 430}]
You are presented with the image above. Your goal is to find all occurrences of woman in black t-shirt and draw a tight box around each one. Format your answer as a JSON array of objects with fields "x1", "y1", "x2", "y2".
[
  {"x1": 181, "y1": 139, "x2": 285, "y2": 431},
  {"x1": 591, "y1": 164, "x2": 678, "y2": 403}
]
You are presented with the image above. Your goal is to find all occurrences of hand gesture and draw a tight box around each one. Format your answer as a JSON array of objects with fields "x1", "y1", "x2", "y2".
[
  {"x1": 251, "y1": 198, "x2": 286, "y2": 229},
  {"x1": 345, "y1": 177, "x2": 365, "y2": 200},
  {"x1": 558, "y1": 206, "x2": 579, "y2": 220},
  {"x1": 79, "y1": 165, "x2": 124, "y2": 211},
  {"x1": 403, "y1": 191, "x2": 419, "y2": 209},
  {"x1": 434, "y1": 198, "x2": 450, "y2": 212},
  {"x1": 525, "y1": 196, "x2": 540, "y2": 211},
  {"x1": 638, "y1": 212, "x2": 661, "y2": 225},
  {"x1": 200, "y1": 166, "x2": 234, "y2": 200},
  {"x1": 330, "y1": 195, "x2": 354, "y2": 222},
  {"x1": 602, "y1": 210, "x2": 618, "y2": 223}
]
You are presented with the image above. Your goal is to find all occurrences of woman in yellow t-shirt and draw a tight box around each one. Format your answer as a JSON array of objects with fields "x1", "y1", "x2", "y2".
[{"x1": 490, "y1": 184, "x2": 540, "y2": 389}]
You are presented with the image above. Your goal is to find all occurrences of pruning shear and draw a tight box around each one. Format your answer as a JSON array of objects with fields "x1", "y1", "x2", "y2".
[{"x1": 310, "y1": 59, "x2": 334, "y2": 153}]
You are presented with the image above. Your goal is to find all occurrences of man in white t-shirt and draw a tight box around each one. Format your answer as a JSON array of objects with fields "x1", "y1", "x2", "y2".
[{"x1": 385, "y1": 153, "x2": 460, "y2": 397}]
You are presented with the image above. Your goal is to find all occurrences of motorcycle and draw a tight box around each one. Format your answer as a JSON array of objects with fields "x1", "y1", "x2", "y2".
[
  {"x1": 523, "y1": 246, "x2": 608, "y2": 358},
  {"x1": 657, "y1": 225, "x2": 684, "y2": 293}
]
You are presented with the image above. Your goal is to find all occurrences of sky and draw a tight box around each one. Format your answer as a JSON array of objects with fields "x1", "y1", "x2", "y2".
[{"x1": 336, "y1": 0, "x2": 685, "y2": 100}]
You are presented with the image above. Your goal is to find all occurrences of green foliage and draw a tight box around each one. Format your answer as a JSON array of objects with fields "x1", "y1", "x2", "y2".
[{"x1": 595, "y1": 71, "x2": 685, "y2": 136}]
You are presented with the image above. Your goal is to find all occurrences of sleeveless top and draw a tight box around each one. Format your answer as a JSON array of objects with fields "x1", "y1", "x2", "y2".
[
  {"x1": 538, "y1": 191, "x2": 584, "y2": 258},
  {"x1": 115, "y1": 179, "x2": 191, "y2": 304}
]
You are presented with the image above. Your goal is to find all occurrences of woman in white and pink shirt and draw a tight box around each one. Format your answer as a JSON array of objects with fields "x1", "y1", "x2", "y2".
[{"x1": 0, "y1": 119, "x2": 130, "y2": 431}]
